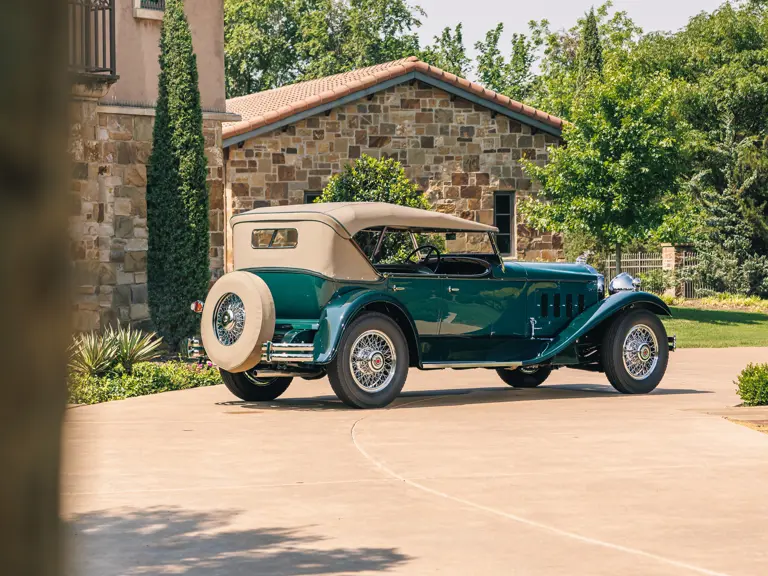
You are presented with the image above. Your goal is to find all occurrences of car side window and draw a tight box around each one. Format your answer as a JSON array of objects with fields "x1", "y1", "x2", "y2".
[{"x1": 251, "y1": 228, "x2": 298, "y2": 249}]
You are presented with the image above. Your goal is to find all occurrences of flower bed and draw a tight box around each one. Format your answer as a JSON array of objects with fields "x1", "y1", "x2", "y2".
[{"x1": 69, "y1": 361, "x2": 221, "y2": 405}]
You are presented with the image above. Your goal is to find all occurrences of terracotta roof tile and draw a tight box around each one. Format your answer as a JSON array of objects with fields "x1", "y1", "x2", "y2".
[{"x1": 224, "y1": 56, "x2": 563, "y2": 142}]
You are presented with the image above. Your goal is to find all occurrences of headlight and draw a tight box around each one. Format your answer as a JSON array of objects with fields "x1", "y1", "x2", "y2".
[
  {"x1": 597, "y1": 274, "x2": 605, "y2": 299},
  {"x1": 608, "y1": 272, "x2": 641, "y2": 295}
]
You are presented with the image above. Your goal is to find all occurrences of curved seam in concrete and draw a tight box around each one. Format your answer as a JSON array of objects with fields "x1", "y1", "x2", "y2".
[{"x1": 350, "y1": 404, "x2": 731, "y2": 576}]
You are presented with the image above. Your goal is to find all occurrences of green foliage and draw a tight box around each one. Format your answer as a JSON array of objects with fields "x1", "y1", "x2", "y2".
[
  {"x1": 577, "y1": 8, "x2": 604, "y2": 86},
  {"x1": 474, "y1": 23, "x2": 543, "y2": 102},
  {"x1": 317, "y1": 155, "x2": 443, "y2": 261},
  {"x1": 637, "y1": 269, "x2": 676, "y2": 295},
  {"x1": 521, "y1": 67, "x2": 688, "y2": 253},
  {"x1": 420, "y1": 24, "x2": 471, "y2": 77},
  {"x1": 105, "y1": 324, "x2": 163, "y2": 374},
  {"x1": 147, "y1": 0, "x2": 210, "y2": 352},
  {"x1": 224, "y1": 0, "x2": 423, "y2": 97},
  {"x1": 69, "y1": 326, "x2": 164, "y2": 376},
  {"x1": 736, "y1": 363, "x2": 768, "y2": 406},
  {"x1": 318, "y1": 154, "x2": 430, "y2": 208},
  {"x1": 224, "y1": 0, "x2": 301, "y2": 97},
  {"x1": 69, "y1": 332, "x2": 117, "y2": 377},
  {"x1": 68, "y1": 362, "x2": 222, "y2": 405}
]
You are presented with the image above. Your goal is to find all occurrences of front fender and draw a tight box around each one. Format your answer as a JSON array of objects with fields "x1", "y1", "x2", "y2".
[
  {"x1": 527, "y1": 291, "x2": 672, "y2": 365},
  {"x1": 312, "y1": 289, "x2": 418, "y2": 364}
]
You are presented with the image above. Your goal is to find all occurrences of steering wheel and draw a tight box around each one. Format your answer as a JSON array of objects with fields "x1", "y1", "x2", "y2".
[{"x1": 404, "y1": 245, "x2": 441, "y2": 272}]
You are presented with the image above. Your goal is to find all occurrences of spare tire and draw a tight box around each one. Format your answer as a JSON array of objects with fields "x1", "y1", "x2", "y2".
[{"x1": 200, "y1": 271, "x2": 275, "y2": 373}]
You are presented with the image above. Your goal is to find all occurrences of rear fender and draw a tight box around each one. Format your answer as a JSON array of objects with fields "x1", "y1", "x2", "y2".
[
  {"x1": 313, "y1": 289, "x2": 420, "y2": 365},
  {"x1": 527, "y1": 291, "x2": 672, "y2": 365}
]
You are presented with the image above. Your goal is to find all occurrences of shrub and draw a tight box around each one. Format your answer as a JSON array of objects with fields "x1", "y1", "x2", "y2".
[
  {"x1": 147, "y1": 0, "x2": 210, "y2": 352},
  {"x1": 68, "y1": 361, "x2": 221, "y2": 405},
  {"x1": 69, "y1": 332, "x2": 117, "y2": 376},
  {"x1": 318, "y1": 154, "x2": 444, "y2": 260},
  {"x1": 638, "y1": 269, "x2": 676, "y2": 295},
  {"x1": 697, "y1": 293, "x2": 768, "y2": 313},
  {"x1": 106, "y1": 323, "x2": 163, "y2": 374},
  {"x1": 736, "y1": 363, "x2": 768, "y2": 407}
]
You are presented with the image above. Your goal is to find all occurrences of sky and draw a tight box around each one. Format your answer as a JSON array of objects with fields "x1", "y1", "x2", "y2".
[{"x1": 415, "y1": 0, "x2": 726, "y2": 64}]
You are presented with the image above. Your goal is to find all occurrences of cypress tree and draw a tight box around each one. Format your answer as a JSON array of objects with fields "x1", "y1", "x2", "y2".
[
  {"x1": 147, "y1": 0, "x2": 210, "y2": 351},
  {"x1": 578, "y1": 8, "x2": 604, "y2": 86}
]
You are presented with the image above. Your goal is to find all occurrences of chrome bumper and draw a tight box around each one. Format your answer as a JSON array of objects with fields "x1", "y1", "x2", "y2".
[
  {"x1": 187, "y1": 339, "x2": 315, "y2": 363},
  {"x1": 668, "y1": 335, "x2": 677, "y2": 352},
  {"x1": 261, "y1": 342, "x2": 314, "y2": 363}
]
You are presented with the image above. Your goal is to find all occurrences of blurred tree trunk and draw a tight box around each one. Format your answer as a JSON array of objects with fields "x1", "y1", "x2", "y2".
[
  {"x1": 0, "y1": 1, "x2": 70, "y2": 575},
  {"x1": 615, "y1": 243, "x2": 622, "y2": 275}
]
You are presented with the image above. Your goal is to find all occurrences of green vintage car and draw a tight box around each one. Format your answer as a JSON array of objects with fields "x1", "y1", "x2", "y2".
[{"x1": 196, "y1": 202, "x2": 675, "y2": 409}]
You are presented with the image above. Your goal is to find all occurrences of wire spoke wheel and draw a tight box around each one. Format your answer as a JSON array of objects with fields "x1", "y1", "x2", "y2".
[
  {"x1": 349, "y1": 330, "x2": 397, "y2": 393},
  {"x1": 214, "y1": 293, "x2": 246, "y2": 346},
  {"x1": 622, "y1": 324, "x2": 659, "y2": 380}
]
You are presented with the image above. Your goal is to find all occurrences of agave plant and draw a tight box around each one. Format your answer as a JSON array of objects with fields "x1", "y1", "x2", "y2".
[
  {"x1": 69, "y1": 331, "x2": 118, "y2": 376},
  {"x1": 106, "y1": 323, "x2": 163, "y2": 374}
]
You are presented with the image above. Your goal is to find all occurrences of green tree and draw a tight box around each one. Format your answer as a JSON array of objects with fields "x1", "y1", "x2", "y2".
[
  {"x1": 224, "y1": 0, "x2": 301, "y2": 97},
  {"x1": 317, "y1": 155, "x2": 438, "y2": 260},
  {"x1": 474, "y1": 23, "x2": 543, "y2": 101},
  {"x1": 521, "y1": 68, "x2": 688, "y2": 272},
  {"x1": 224, "y1": 0, "x2": 424, "y2": 97},
  {"x1": 420, "y1": 24, "x2": 471, "y2": 77},
  {"x1": 577, "y1": 8, "x2": 604, "y2": 85},
  {"x1": 147, "y1": 0, "x2": 210, "y2": 352},
  {"x1": 631, "y1": 1, "x2": 768, "y2": 293},
  {"x1": 297, "y1": 0, "x2": 423, "y2": 80}
]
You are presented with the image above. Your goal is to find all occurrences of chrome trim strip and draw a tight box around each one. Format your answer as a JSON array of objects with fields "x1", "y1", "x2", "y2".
[
  {"x1": 253, "y1": 370, "x2": 323, "y2": 378},
  {"x1": 422, "y1": 361, "x2": 523, "y2": 370}
]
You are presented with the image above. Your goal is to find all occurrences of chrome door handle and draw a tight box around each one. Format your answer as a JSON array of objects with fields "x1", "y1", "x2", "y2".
[
  {"x1": 392, "y1": 285, "x2": 405, "y2": 292},
  {"x1": 448, "y1": 286, "x2": 460, "y2": 293}
]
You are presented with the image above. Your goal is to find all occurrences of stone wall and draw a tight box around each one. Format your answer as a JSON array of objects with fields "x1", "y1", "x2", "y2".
[
  {"x1": 225, "y1": 82, "x2": 563, "y2": 264},
  {"x1": 69, "y1": 101, "x2": 225, "y2": 331}
]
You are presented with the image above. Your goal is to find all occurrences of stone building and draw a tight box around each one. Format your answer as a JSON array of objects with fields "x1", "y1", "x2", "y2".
[
  {"x1": 222, "y1": 57, "x2": 564, "y2": 271},
  {"x1": 68, "y1": 0, "x2": 239, "y2": 331}
]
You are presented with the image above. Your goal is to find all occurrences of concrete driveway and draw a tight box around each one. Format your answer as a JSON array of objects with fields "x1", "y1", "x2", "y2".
[{"x1": 63, "y1": 348, "x2": 768, "y2": 576}]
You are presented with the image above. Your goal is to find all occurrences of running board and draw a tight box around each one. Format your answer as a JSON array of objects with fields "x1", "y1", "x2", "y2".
[{"x1": 422, "y1": 361, "x2": 523, "y2": 370}]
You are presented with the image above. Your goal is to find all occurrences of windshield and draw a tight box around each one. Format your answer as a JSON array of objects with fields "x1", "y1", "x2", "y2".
[{"x1": 354, "y1": 228, "x2": 497, "y2": 264}]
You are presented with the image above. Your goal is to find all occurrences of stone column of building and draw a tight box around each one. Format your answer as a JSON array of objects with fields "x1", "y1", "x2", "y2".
[{"x1": 69, "y1": 104, "x2": 227, "y2": 332}]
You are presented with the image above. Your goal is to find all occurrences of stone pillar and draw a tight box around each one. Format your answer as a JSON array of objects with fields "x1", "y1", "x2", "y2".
[
  {"x1": 69, "y1": 99, "x2": 226, "y2": 332},
  {"x1": 661, "y1": 243, "x2": 693, "y2": 297}
]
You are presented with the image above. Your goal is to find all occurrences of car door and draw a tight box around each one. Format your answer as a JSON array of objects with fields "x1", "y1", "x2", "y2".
[{"x1": 386, "y1": 275, "x2": 443, "y2": 336}]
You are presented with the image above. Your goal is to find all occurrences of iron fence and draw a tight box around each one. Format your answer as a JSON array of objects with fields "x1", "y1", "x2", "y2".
[
  {"x1": 679, "y1": 251, "x2": 714, "y2": 299},
  {"x1": 602, "y1": 252, "x2": 664, "y2": 281},
  {"x1": 68, "y1": 0, "x2": 116, "y2": 77}
]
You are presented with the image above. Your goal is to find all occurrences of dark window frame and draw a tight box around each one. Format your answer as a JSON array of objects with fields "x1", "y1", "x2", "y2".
[
  {"x1": 493, "y1": 191, "x2": 516, "y2": 257},
  {"x1": 303, "y1": 191, "x2": 321, "y2": 204}
]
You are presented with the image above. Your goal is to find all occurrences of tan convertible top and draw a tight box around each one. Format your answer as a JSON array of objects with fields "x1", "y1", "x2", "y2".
[{"x1": 230, "y1": 202, "x2": 498, "y2": 238}]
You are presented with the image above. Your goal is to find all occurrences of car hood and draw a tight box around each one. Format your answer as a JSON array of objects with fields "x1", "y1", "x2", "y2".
[{"x1": 504, "y1": 261, "x2": 598, "y2": 282}]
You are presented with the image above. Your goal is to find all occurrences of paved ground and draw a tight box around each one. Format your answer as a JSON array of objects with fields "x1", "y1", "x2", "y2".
[{"x1": 63, "y1": 348, "x2": 768, "y2": 576}]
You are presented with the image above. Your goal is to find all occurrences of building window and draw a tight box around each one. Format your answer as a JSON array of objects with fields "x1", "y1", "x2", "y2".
[
  {"x1": 494, "y1": 191, "x2": 516, "y2": 257},
  {"x1": 140, "y1": 0, "x2": 165, "y2": 10},
  {"x1": 303, "y1": 191, "x2": 321, "y2": 204},
  {"x1": 134, "y1": 0, "x2": 164, "y2": 20}
]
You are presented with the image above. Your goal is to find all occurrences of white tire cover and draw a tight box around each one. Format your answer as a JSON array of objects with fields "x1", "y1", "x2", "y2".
[{"x1": 201, "y1": 271, "x2": 275, "y2": 373}]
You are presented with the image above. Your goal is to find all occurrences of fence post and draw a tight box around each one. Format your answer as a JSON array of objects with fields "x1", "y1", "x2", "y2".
[{"x1": 661, "y1": 243, "x2": 676, "y2": 297}]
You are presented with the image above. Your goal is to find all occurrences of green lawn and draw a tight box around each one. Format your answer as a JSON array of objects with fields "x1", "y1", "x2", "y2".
[{"x1": 662, "y1": 307, "x2": 768, "y2": 348}]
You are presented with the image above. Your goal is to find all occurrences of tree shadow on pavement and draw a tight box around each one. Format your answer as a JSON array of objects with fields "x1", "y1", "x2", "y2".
[
  {"x1": 216, "y1": 383, "x2": 711, "y2": 412},
  {"x1": 66, "y1": 506, "x2": 410, "y2": 576}
]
